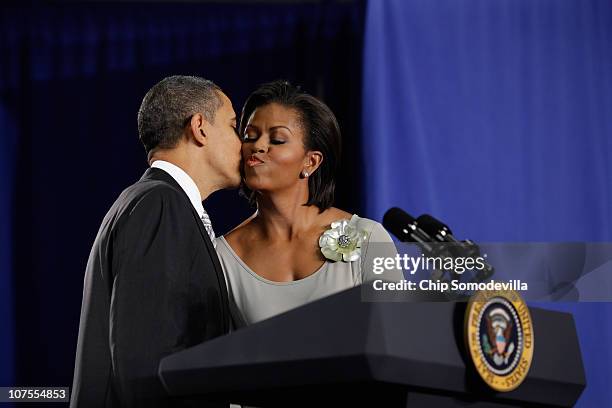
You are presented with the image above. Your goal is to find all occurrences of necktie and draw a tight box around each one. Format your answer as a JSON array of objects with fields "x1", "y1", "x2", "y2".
[{"x1": 200, "y1": 210, "x2": 216, "y2": 248}]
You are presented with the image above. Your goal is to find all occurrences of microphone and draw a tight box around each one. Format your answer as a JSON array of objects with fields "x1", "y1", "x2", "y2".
[
  {"x1": 416, "y1": 214, "x2": 477, "y2": 256},
  {"x1": 382, "y1": 208, "x2": 436, "y2": 254},
  {"x1": 415, "y1": 214, "x2": 455, "y2": 241},
  {"x1": 416, "y1": 213, "x2": 494, "y2": 280},
  {"x1": 383, "y1": 208, "x2": 460, "y2": 284}
]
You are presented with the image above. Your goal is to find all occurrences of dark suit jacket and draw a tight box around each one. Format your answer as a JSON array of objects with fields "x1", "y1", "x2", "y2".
[{"x1": 70, "y1": 168, "x2": 230, "y2": 408}]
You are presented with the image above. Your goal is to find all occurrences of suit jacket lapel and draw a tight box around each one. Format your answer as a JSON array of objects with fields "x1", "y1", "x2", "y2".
[
  {"x1": 190, "y1": 209, "x2": 231, "y2": 333},
  {"x1": 141, "y1": 168, "x2": 230, "y2": 333}
]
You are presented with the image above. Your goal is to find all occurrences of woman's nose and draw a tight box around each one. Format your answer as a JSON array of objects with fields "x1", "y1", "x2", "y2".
[{"x1": 252, "y1": 139, "x2": 268, "y2": 153}]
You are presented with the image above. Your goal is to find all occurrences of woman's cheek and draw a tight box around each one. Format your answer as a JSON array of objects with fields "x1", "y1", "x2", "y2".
[{"x1": 271, "y1": 149, "x2": 303, "y2": 166}]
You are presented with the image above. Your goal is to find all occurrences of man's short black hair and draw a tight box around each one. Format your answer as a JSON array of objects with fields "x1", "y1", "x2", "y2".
[
  {"x1": 138, "y1": 75, "x2": 222, "y2": 156},
  {"x1": 239, "y1": 80, "x2": 342, "y2": 211}
]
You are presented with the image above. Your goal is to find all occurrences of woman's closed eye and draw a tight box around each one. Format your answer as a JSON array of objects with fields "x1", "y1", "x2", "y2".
[
  {"x1": 242, "y1": 134, "x2": 286, "y2": 145},
  {"x1": 269, "y1": 130, "x2": 288, "y2": 144}
]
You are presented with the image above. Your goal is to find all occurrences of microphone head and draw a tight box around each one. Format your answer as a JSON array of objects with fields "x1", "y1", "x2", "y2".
[
  {"x1": 383, "y1": 207, "x2": 418, "y2": 242},
  {"x1": 416, "y1": 214, "x2": 453, "y2": 236}
]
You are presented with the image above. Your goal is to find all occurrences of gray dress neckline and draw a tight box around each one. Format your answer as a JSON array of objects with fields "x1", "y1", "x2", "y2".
[{"x1": 217, "y1": 236, "x2": 330, "y2": 286}]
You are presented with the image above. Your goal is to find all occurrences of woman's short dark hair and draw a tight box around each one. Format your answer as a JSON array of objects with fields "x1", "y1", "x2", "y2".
[{"x1": 239, "y1": 80, "x2": 342, "y2": 211}]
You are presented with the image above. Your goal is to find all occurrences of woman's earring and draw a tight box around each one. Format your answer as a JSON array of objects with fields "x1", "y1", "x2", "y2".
[{"x1": 302, "y1": 171, "x2": 309, "y2": 178}]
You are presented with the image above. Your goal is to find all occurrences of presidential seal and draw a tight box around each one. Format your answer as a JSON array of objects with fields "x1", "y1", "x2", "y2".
[{"x1": 465, "y1": 290, "x2": 534, "y2": 392}]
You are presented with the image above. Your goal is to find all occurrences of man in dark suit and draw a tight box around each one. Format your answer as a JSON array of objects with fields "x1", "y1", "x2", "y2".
[{"x1": 70, "y1": 75, "x2": 242, "y2": 407}]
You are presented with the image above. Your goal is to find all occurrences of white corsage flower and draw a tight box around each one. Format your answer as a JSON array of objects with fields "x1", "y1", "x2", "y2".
[{"x1": 319, "y1": 216, "x2": 369, "y2": 262}]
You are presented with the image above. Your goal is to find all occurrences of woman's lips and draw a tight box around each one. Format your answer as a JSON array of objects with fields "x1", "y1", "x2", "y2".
[{"x1": 245, "y1": 156, "x2": 264, "y2": 167}]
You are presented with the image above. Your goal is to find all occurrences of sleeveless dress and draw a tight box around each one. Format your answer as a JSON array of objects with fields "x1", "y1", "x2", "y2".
[{"x1": 215, "y1": 214, "x2": 402, "y2": 327}]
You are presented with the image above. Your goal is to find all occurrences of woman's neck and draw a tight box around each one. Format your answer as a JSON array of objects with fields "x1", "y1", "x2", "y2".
[{"x1": 254, "y1": 189, "x2": 321, "y2": 241}]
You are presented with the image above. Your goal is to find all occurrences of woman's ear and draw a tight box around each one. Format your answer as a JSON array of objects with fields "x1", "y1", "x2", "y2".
[
  {"x1": 189, "y1": 113, "x2": 211, "y2": 146},
  {"x1": 304, "y1": 151, "x2": 323, "y2": 176}
]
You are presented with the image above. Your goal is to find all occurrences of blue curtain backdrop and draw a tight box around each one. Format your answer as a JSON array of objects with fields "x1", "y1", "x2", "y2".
[{"x1": 362, "y1": 0, "x2": 612, "y2": 405}]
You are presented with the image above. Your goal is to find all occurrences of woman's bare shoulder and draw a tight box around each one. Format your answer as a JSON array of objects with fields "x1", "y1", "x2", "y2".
[{"x1": 320, "y1": 207, "x2": 354, "y2": 224}]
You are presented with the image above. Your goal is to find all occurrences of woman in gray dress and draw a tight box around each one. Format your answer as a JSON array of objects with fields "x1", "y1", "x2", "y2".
[{"x1": 216, "y1": 81, "x2": 401, "y2": 326}]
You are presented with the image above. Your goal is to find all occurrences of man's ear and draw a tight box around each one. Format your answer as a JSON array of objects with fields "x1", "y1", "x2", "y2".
[
  {"x1": 304, "y1": 151, "x2": 323, "y2": 175},
  {"x1": 189, "y1": 113, "x2": 212, "y2": 146}
]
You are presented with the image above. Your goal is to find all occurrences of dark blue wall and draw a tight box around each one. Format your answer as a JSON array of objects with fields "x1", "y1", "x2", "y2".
[{"x1": 0, "y1": 1, "x2": 365, "y2": 393}]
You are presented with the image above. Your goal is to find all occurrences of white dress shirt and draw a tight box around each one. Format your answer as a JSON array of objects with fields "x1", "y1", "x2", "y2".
[{"x1": 151, "y1": 160, "x2": 205, "y2": 217}]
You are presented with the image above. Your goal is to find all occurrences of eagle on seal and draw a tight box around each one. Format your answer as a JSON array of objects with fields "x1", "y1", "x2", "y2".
[{"x1": 484, "y1": 307, "x2": 515, "y2": 366}]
